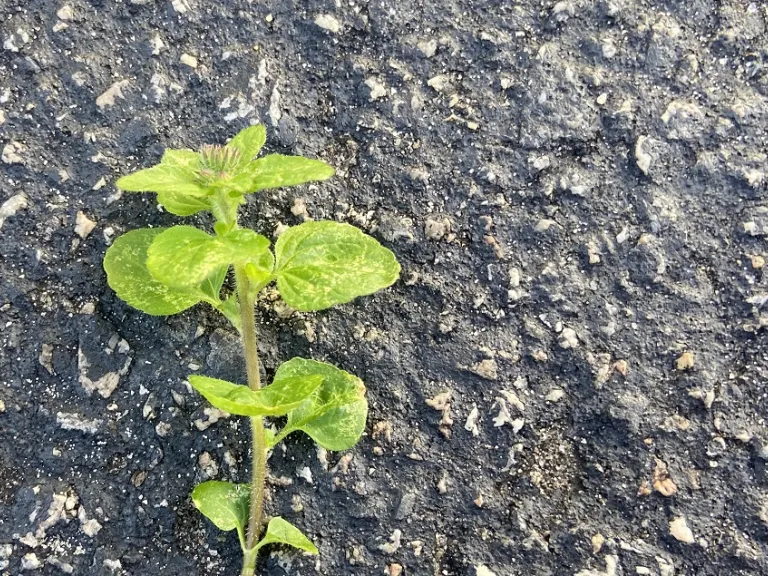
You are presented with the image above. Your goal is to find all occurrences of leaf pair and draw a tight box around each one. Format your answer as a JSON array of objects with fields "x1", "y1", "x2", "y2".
[
  {"x1": 117, "y1": 125, "x2": 334, "y2": 216},
  {"x1": 189, "y1": 357, "x2": 368, "y2": 558},
  {"x1": 192, "y1": 482, "x2": 317, "y2": 554},
  {"x1": 104, "y1": 221, "x2": 401, "y2": 317},
  {"x1": 189, "y1": 358, "x2": 368, "y2": 451}
]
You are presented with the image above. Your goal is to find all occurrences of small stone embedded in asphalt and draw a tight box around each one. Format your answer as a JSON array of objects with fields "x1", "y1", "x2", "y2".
[
  {"x1": 675, "y1": 351, "x2": 695, "y2": 371},
  {"x1": 425, "y1": 217, "x2": 451, "y2": 240},
  {"x1": 180, "y1": 53, "x2": 198, "y2": 69},
  {"x1": 56, "y1": 412, "x2": 102, "y2": 434},
  {"x1": 57, "y1": 5, "x2": 74, "y2": 20},
  {"x1": 78, "y1": 507, "x2": 102, "y2": 537},
  {"x1": 198, "y1": 451, "x2": 219, "y2": 480},
  {"x1": 96, "y1": 80, "x2": 130, "y2": 109},
  {"x1": 427, "y1": 74, "x2": 450, "y2": 92},
  {"x1": 74, "y1": 211, "x2": 96, "y2": 239},
  {"x1": 171, "y1": 0, "x2": 190, "y2": 13},
  {"x1": 464, "y1": 406, "x2": 480, "y2": 436},
  {"x1": 77, "y1": 342, "x2": 131, "y2": 399},
  {"x1": 365, "y1": 77, "x2": 387, "y2": 101},
  {"x1": 574, "y1": 555, "x2": 618, "y2": 576},
  {"x1": 378, "y1": 529, "x2": 402, "y2": 554},
  {"x1": 669, "y1": 516, "x2": 695, "y2": 543},
  {"x1": 2, "y1": 141, "x2": 25, "y2": 164},
  {"x1": 193, "y1": 406, "x2": 228, "y2": 431},
  {"x1": 417, "y1": 38, "x2": 437, "y2": 58},
  {"x1": 314, "y1": 14, "x2": 341, "y2": 33},
  {"x1": 546, "y1": 389, "x2": 565, "y2": 402},
  {"x1": 465, "y1": 358, "x2": 498, "y2": 380},
  {"x1": 591, "y1": 533, "x2": 605, "y2": 553},
  {"x1": 21, "y1": 553, "x2": 41, "y2": 571},
  {"x1": 635, "y1": 136, "x2": 653, "y2": 175},
  {"x1": 559, "y1": 327, "x2": 579, "y2": 349},
  {"x1": 297, "y1": 466, "x2": 313, "y2": 484},
  {"x1": 0, "y1": 193, "x2": 28, "y2": 229},
  {"x1": 395, "y1": 491, "x2": 416, "y2": 520}
]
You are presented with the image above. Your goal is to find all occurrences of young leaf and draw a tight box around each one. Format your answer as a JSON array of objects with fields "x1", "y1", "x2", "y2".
[
  {"x1": 103, "y1": 228, "x2": 202, "y2": 315},
  {"x1": 156, "y1": 190, "x2": 211, "y2": 216},
  {"x1": 272, "y1": 358, "x2": 367, "y2": 451},
  {"x1": 192, "y1": 481, "x2": 250, "y2": 543},
  {"x1": 200, "y1": 265, "x2": 228, "y2": 303},
  {"x1": 188, "y1": 374, "x2": 323, "y2": 417},
  {"x1": 253, "y1": 517, "x2": 318, "y2": 554},
  {"x1": 117, "y1": 149, "x2": 209, "y2": 197},
  {"x1": 247, "y1": 154, "x2": 335, "y2": 192},
  {"x1": 274, "y1": 221, "x2": 400, "y2": 311},
  {"x1": 162, "y1": 148, "x2": 202, "y2": 170},
  {"x1": 217, "y1": 296, "x2": 242, "y2": 332},
  {"x1": 228, "y1": 124, "x2": 267, "y2": 166},
  {"x1": 146, "y1": 226, "x2": 273, "y2": 288}
]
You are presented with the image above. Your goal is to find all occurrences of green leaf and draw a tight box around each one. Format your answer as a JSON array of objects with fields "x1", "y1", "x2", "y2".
[
  {"x1": 117, "y1": 149, "x2": 208, "y2": 197},
  {"x1": 200, "y1": 265, "x2": 228, "y2": 303},
  {"x1": 103, "y1": 228, "x2": 202, "y2": 315},
  {"x1": 228, "y1": 125, "x2": 267, "y2": 166},
  {"x1": 274, "y1": 221, "x2": 400, "y2": 311},
  {"x1": 218, "y1": 296, "x2": 242, "y2": 332},
  {"x1": 192, "y1": 481, "x2": 250, "y2": 543},
  {"x1": 245, "y1": 249, "x2": 276, "y2": 295},
  {"x1": 188, "y1": 373, "x2": 323, "y2": 417},
  {"x1": 272, "y1": 358, "x2": 367, "y2": 451},
  {"x1": 146, "y1": 226, "x2": 273, "y2": 289},
  {"x1": 162, "y1": 148, "x2": 201, "y2": 169},
  {"x1": 253, "y1": 517, "x2": 318, "y2": 554},
  {"x1": 156, "y1": 190, "x2": 211, "y2": 216},
  {"x1": 247, "y1": 154, "x2": 335, "y2": 192}
]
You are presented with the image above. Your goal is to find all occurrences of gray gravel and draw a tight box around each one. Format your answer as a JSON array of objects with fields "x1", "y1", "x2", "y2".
[{"x1": 1, "y1": 1, "x2": 768, "y2": 575}]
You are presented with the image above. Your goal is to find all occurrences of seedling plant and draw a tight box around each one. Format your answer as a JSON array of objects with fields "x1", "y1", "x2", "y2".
[{"x1": 103, "y1": 125, "x2": 400, "y2": 575}]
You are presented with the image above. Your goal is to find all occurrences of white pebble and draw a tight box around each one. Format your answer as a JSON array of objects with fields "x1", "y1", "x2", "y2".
[
  {"x1": 669, "y1": 517, "x2": 695, "y2": 543},
  {"x1": 314, "y1": 14, "x2": 341, "y2": 33}
]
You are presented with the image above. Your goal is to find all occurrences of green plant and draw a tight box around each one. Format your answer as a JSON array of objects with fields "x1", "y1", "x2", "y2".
[{"x1": 103, "y1": 125, "x2": 400, "y2": 575}]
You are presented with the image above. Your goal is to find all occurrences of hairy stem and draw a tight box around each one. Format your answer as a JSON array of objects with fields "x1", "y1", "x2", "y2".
[{"x1": 234, "y1": 266, "x2": 267, "y2": 576}]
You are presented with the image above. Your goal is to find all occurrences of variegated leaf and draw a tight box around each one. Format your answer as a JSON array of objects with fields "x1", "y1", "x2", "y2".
[
  {"x1": 146, "y1": 226, "x2": 273, "y2": 288},
  {"x1": 103, "y1": 228, "x2": 202, "y2": 315},
  {"x1": 188, "y1": 373, "x2": 323, "y2": 417},
  {"x1": 271, "y1": 357, "x2": 367, "y2": 451},
  {"x1": 274, "y1": 221, "x2": 400, "y2": 311}
]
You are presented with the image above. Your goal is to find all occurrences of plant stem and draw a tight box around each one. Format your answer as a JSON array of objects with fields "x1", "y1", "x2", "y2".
[{"x1": 234, "y1": 265, "x2": 267, "y2": 576}]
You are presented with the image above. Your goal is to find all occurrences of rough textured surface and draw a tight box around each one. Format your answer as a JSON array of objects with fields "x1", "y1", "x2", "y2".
[{"x1": 1, "y1": 1, "x2": 768, "y2": 575}]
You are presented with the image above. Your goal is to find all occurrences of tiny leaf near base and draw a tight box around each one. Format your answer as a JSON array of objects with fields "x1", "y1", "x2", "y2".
[
  {"x1": 274, "y1": 221, "x2": 400, "y2": 311},
  {"x1": 103, "y1": 228, "x2": 202, "y2": 315},
  {"x1": 218, "y1": 296, "x2": 242, "y2": 332},
  {"x1": 271, "y1": 358, "x2": 367, "y2": 451},
  {"x1": 146, "y1": 226, "x2": 273, "y2": 289},
  {"x1": 192, "y1": 481, "x2": 250, "y2": 545},
  {"x1": 189, "y1": 374, "x2": 323, "y2": 417},
  {"x1": 253, "y1": 517, "x2": 318, "y2": 554}
]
